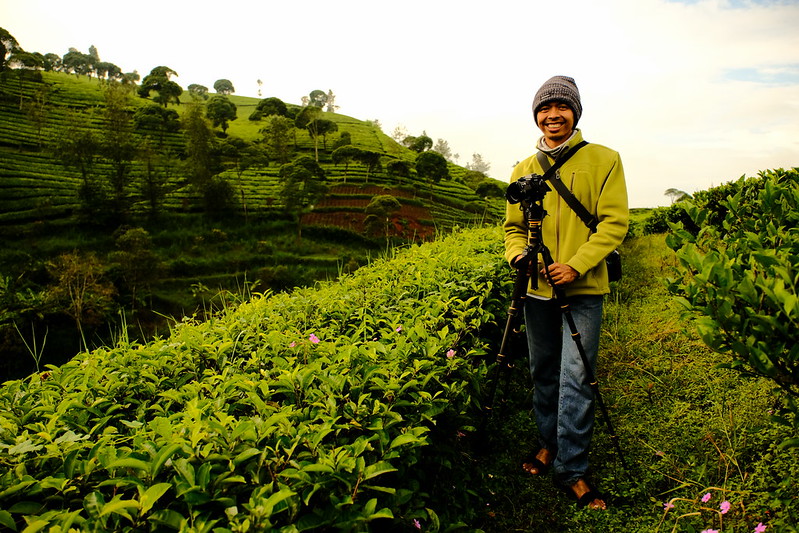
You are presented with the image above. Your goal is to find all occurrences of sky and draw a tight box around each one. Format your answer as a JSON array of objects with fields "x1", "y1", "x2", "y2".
[{"x1": 3, "y1": 0, "x2": 798, "y2": 208}]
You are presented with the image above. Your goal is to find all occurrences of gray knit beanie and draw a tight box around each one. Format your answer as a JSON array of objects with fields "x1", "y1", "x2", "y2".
[{"x1": 532, "y1": 75, "x2": 582, "y2": 125}]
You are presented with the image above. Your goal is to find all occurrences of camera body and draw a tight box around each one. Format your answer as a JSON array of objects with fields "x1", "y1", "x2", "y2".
[{"x1": 506, "y1": 173, "x2": 551, "y2": 204}]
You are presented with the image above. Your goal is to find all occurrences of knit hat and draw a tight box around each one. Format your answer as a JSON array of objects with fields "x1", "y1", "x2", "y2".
[{"x1": 532, "y1": 75, "x2": 582, "y2": 125}]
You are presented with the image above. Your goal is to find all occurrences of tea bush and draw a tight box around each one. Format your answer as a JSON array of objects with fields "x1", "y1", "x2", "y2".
[
  {"x1": 666, "y1": 168, "x2": 799, "y2": 445},
  {"x1": 0, "y1": 227, "x2": 509, "y2": 532}
]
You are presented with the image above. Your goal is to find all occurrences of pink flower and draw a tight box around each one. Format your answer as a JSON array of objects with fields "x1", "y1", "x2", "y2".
[
  {"x1": 289, "y1": 342, "x2": 296, "y2": 348},
  {"x1": 446, "y1": 349, "x2": 456, "y2": 359},
  {"x1": 663, "y1": 501, "x2": 675, "y2": 510},
  {"x1": 720, "y1": 500, "x2": 731, "y2": 514},
  {"x1": 701, "y1": 492, "x2": 712, "y2": 503},
  {"x1": 755, "y1": 523, "x2": 767, "y2": 533},
  {"x1": 700, "y1": 530, "x2": 719, "y2": 533},
  {"x1": 413, "y1": 518, "x2": 421, "y2": 530},
  {"x1": 396, "y1": 326, "x2": 403, "y2": 333},
  {"x1": 309, "y1": 333, "x2": 320, "y2": 344}
]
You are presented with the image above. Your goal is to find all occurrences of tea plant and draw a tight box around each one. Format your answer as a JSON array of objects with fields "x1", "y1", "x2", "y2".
[
  {"x1": 666, "y1": 168, "x2": 799, "y2": 446},
  {"x1": 0, "y1": 227, "x2": 509, "y2": 531}
]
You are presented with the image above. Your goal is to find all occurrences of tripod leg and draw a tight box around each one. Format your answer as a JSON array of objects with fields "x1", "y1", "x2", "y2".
[{"x1": 482, "y1": 251, "x2": 533, "y2": 422}]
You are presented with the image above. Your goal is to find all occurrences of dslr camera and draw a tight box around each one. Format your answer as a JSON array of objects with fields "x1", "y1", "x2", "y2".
[{"x1": 505, "y1": 173, "x2": 551, "y2": 204}]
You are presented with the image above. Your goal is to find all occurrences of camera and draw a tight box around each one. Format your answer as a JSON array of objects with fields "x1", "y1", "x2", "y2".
[{"x1": 506, "y1": 173, "x2": 551, "y2": 204}]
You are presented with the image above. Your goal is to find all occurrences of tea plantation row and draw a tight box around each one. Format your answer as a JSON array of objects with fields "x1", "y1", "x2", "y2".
[{"x1": 0, "y1": 227, "x2": 509, "y2": 532}]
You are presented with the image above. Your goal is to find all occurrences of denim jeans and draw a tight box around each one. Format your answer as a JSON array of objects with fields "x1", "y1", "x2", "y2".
[{"x1": 524, "y1": 294, "x2": 603, "y2": 485}]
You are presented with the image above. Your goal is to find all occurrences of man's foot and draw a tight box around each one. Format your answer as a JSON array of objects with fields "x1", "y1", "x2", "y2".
[
  {"x1": 570, "y1": 479, "x2": 607, "y2": 510},
  {"x1": 521, "y1": 448, "x2": 552, "y2": 475}
]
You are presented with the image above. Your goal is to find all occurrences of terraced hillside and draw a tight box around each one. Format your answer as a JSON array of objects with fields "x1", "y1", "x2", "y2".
[{"x1": 0, "y1": 70, "x2": 505, "y2": 232}]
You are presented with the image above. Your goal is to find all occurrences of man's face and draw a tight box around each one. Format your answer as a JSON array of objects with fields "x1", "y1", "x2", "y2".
[{"x1": 536, "y1": 101, "x2": 575, "y2": 148}]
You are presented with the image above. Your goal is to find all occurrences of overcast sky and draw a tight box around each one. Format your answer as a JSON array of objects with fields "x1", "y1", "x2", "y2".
[{"x1": 3, "y1": 0, "x2": 798, "y2": 207}]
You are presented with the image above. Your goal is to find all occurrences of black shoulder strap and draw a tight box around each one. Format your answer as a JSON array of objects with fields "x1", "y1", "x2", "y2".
[{"x1": 536, "y1": 141, "x2": 598, "y2": 232}]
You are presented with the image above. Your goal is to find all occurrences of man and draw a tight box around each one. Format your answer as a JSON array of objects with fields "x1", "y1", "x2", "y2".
[{"x1": 503, "y1": 75, "x2": 628, "y2": 510}]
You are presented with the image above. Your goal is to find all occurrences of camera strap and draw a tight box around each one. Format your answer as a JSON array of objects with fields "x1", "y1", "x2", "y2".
[{"x1": 535, "y1": 141, "x2": 598, "y2": 232}]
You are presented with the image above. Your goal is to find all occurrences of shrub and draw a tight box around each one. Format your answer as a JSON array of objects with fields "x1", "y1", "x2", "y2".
[{"x1": 666, "y1": 168, "x2": 799, "y2": 447}]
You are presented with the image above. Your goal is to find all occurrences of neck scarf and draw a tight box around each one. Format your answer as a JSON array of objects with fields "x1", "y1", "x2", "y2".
[{"x1": 537, "y1": 129, "x2": 579, "y2": 160}]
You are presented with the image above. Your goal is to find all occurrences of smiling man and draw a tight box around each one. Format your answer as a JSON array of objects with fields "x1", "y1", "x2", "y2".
[{"x1": 503, "y1": 75, "x2": 629, "y2": 510}]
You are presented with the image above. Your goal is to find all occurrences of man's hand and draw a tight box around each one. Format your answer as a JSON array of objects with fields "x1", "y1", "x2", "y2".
[{"x1": 541, "y1": 262, "x2": 579, "y2": 285}]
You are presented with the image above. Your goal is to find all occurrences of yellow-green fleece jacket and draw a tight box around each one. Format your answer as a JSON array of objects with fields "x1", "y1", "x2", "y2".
[{"x1": 503, "y1": 130, "x2": 629, "y2": 298}]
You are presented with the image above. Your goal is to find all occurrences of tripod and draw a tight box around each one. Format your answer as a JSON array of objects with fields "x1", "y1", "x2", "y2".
[{"x1": 485, "y1": 186, "x2": 632, "y2": 478}]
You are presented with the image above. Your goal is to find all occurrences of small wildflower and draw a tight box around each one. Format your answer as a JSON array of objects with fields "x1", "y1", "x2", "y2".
[
  {"x1": 700, "y1": 530, "x2": 719, "y2": 533},
  {"x1": 720, "y1": 500, "x2": 731, "y2": 514},
  {"x1": 413, "y1": 518, "x2": 421, "y2": 530},
  {"x1": 701, "y1": 492, "x2": 712, "y2": 503},
  {"x1": 396, "y1": 326, "x2": 403, "y2": 333},
  {"x1": 663, "y1": 501, "x2": 674, "y2": 510},
  {"x1": 446, "y1": 349, "x2": 456, "y2": 359},
  {"x1": 289, "y1": 342, "x2": 296, "y2": 348},
  {"x1": 309, "y1": 333, "x2": 320, "y2": 344},
  {"x1": 755, "y1": 523, "x2": 767, "y2": 533}
]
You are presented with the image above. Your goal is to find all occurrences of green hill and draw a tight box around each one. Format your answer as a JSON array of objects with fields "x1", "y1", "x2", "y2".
[
  {"x1": 0, "y1": 69, "x2": 507, "y2": 379},
  {"x1": 0, "y1": 70, "x2": 505, "y2": 230}
]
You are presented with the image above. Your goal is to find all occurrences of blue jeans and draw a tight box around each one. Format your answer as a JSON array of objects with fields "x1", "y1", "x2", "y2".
[{"x1": 524, "y1": 294, "x2": 603, "y2": 485}]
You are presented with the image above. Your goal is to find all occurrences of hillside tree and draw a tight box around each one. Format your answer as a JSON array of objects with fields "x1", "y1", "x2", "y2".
[
  {"x1": 182, "y1": 103, "x2": 218, "y2": 194},
  {"x1": 45, "y1": 251, "x2": 117, "y2": 351},
  {"x1": 100, "y1": 83, "x2": 138, "y2": 217},
  {"x1": 121, "y1": 70, "x2": 140, "y2": 86},
  {"x1": 316, "y1": 119, "x2": 338, "y2": 150},
  {"x1": 95, "y1": 61, "x2": 122, "y2": 83},
  {"x1": 206, "y1": 95, "x2": 237, "y2": 133},
  {"x1": 665, "y1": 187, "x2": 691, "y2": 204},
  {"x1": 332, "y1": 131, "x2": 351, "y2": 150},
  {"x1": 219, "y1": 137, "x2": 269, "y2": 222},
  {"x1": 387, "y1": 159, "x2": 412, "y2": 183},
  {"x1": 308, "y1": 89, "x2": 327, "y2": 108},
  {"x1": 7, "y1": 49, "x2": 43, "y2": 108},
  {"x1": 295, "y1": 105, "x2": 323, "y2": 161},
  {"x1": 61, "y1": 49, "x2": 93, "y2": 78},
  {"x1": 354, "y1": 150, "x2": 382, "y2": 183},
  {"x1": 260, "y1": 115, "x2": 295, "y2": 164},
  {"x1": 138, "y1": 139, "x2": 174, "y2": 218},
  {"x1": 213, "y1": 79, "x2": 235, "y2": 95},
  {"x1": 133, "y1": 103, "x2": 180, "y2": 147},
  {"x1": 416, "y1": 150, "x2": 449, "y2": 196},
  {"x1": 0, "y1": 27, "x2": 20, "y2": 71},
  {"x1": 110, "y1": 227, "x2": 162, "y2": 309},
  {"x1": 404, "y1": 133, "x2": 433, "y2": 153},
  {"x1": 138, "y1": 66, "x2": 183, "y2": 107},
  {"x1": 364, "y1": 194, "x2": 402, "y2": 241},
  {"x1": 183, "y1": 104, "x2": 233, "y2": 215},
  {"x1": 332, "y1": 145, "x2": 361, "y2": 181},
  {"x1": 279, "y1": 155, "x2": 327, "y2": 241},
  {"x1": 434, "y1": 138, "x2": 453, "y2": 162},
  {"x1": 249, "y1": 97, "x2": 289, "y2": 121},
  {"x1": 52, "y1": 109, "x2": 108, "y2": 220},
  {"x1": 391, "y1": 125, "x2": 408, "y2": 144},
  {"x1": 325, "y1": 90, "x2": 339, "y2": 113},
  {"x1": 42, "y1": 52, "x2": 61, "y2": 71},
  {"x1": 188, "y1": 84, "x2": 209, "y2": 100},
  {"x1": 465, "y1": 153, "x2": 491, "y2": 174},
  {"x1": 22, "y1": 84, "x2": 50, "y2": 146}
]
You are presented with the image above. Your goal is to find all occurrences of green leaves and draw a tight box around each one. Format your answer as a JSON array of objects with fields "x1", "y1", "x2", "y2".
[
  {"x1": 0, "y1": 227, "x2": 506, "y2": 531},
  {"x1": 667, "y1": 169, "x2": 799, "y2": 443}
]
